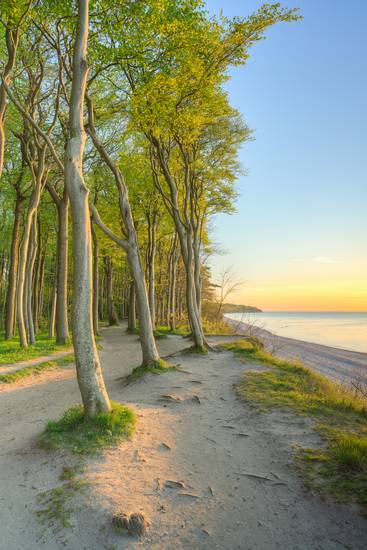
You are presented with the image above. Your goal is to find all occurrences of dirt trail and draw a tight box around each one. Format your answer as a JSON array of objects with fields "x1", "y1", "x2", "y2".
[{"x1": 0, "y1": 326, "x2": 366, "y2": 549}]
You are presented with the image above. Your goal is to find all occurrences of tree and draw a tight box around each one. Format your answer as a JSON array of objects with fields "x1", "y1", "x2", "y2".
[{"x1": 64, "y1": 0, "x2": 110, "y2": 416}]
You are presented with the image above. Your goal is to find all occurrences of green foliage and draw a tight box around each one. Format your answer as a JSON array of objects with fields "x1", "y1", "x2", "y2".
[
  {"x1": 40, "y1": 402, "x2": 136, "y2": 455},
  {"x1": 227, "y1": 339, "x2": 367, "y2": 511}
]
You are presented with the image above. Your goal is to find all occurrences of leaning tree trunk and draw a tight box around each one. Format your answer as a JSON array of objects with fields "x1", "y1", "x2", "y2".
[
  {"x1": 56, "y1": 195, "x2": 69, "y2": 344},
  {"x1": 86, "y1": 96, "x2": 160, "y2": 367},
  {"x1": 16, "y1": 187, "x2": 42, "y2": 347},
  {"x1": 65, "y1": 0, "x2": 110, "y2": 416},
  {"x1": 127, "y1": 245, "x2": 160, "y2": 365},
  {"x1": 5, "y1": 190, "x2": 24, "y2": 339}
]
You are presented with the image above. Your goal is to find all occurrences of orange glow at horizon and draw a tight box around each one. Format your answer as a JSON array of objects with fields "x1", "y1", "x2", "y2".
[{"x1": 232, "y1": 281, "x2": 367, "y2": 312}]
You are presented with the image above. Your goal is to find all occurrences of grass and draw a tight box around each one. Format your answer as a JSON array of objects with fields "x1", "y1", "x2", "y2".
[
  {"x1": 0, "y1": 354, "x2": 75, "y2": 384},
  {"x1": 125, "y1": 359, "x2": 177, "y2": 384},
  {"x1": 225, "y1": 338, "x2": 367, "y2": 512},
  {"x1": 0, "y1": 332, "x2": 71, "y2": 367},
  {"x1": 36, "y1": 465, "x2": 87, "y2": 529},
  {"x1": 40, "y1": 401, "x2": 136, "y2": 455}
]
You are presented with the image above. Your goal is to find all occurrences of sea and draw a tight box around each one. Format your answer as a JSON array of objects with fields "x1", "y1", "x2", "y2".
[{"x1": 225, "y1": 311, "x2": 367, "y2": 354}]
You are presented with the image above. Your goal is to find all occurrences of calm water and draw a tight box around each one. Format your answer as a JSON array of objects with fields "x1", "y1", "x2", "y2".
[{"x1": 225, "y1": 312, "x2": 367, "y2": 353}]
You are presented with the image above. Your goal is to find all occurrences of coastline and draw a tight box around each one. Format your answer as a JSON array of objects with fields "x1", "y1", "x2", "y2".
[{"x1": 225, "y1": 317, "x2": 367, "y2": 385}]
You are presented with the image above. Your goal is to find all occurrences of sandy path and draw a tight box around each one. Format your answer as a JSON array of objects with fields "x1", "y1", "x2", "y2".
[
  {"x1": 227, "y1": 319, "x2": 367, "y2": 385},
  {"x1": 0, "y1": 326, "x2": 366, "y2": 549}
]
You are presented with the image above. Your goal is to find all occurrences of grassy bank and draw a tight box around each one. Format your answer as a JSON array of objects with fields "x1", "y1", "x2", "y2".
[
  {"x1": 0, "y1": 354, "x2": 75, "y2": 384},
  {"x1": 224, "y1": 339, "x2": 367, "y2": 512},
  {"x1": 0, "y1": 332, "x2": 72, "y2": 367}
]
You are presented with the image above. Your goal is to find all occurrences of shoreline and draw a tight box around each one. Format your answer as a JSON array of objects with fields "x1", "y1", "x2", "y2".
[{"x1": 226, "y1": 317, "x2": 367, "y2": 385}]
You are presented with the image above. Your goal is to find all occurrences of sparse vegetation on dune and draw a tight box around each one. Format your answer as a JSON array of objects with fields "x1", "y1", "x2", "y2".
[{"x1": 225, "y1": 339, "x2": 367, "y2": 511}]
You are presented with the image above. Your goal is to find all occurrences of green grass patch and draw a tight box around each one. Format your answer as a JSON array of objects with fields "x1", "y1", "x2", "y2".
[
  {"x1": 37, "y1": 466, "x2": 87, "y2": 529},
  {"x1": 226, "y1": 338, "x2": 367, "y2": 512},
  {"x1": 0, "y1": 332, "x2": 71, "y2": 366},
  {"x1": 40, "y1": 401, "x2": 136, "y2": 455},
  {"x1": 0, "y1": 354, "x2": 75, "y2": 384},
  {"x1": 155, "y1": 325, "x2": 190, "y2": 336},
  {"x1": 125, "y1": 359, "x2": 177, "y2": 384},
  {"x1": 182, "y1": 345, "x2": 209, "y2": 355}
]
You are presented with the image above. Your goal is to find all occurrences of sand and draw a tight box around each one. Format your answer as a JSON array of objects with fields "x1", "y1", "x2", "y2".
[{"x1": 0, "y1": 325, "x2": 366, "y2": 549}]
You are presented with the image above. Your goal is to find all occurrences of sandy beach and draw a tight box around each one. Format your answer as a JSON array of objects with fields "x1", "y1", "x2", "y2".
[{"x1": 226, "y1": 318, "x2": 367, "y2": 385}]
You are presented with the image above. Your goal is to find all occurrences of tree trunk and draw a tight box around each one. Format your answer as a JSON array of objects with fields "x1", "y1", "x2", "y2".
[
  {"x1": 65, "y1": 0, "x2": 110, "y2": 416},
  {"x1": 5, "y1": 190, "x2": 24, "y2": 339},
  {"x1": 127, "y1": 246, "x2": 160, "y2": 364},
  {"x1": 91, "y1": 221, "x2": 99, "y2": 335},
  {"x1": 104, "y1": 255, "x2": 119, "y2": 326},
  {"x1": 25, "y1": 218, "x2": 37, "y2": 344},
  {"x1": 49, "y1": 264, "x2": 57, "y2": 339},
  {"x1": 32, "y1": 217, "x2": 42, "y2": 334},
  {"x1": 127, "y1": 280, "x2": 136, "y2": 332},
  {"x1": 16, "y1": 188, "x2": 42, "y2": 347},
  {"x1": 0, "y1": 23, "x2": 21, "y2": 177},
  {"x1": 168, "y1": 234, "x2": 177, "y2": 330},
  {"x1": 56, "y1": 195, "x2": 69, "y2": 344},
  {"x1": 147, "y1": 219, "x2": 156, "y2": 329},
  {"x1": 38, "y1": 251, "x2": 45, "y2": 325}
]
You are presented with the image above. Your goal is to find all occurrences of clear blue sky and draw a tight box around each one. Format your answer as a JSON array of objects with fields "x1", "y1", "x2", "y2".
[{"x1": 205, "y1": 0, "x2": 367, "y2": 311}]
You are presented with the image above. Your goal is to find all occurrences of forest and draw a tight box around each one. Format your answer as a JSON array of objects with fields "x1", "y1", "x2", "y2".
[{"x1": 0, "y1": 0, "x2": 299, "y2": 416}]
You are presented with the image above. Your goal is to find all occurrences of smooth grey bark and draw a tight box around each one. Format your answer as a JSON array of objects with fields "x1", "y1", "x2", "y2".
[
  {"x1": 168, "y1": 234, "x2": 178, "y2": 330},
  {"x1": 128, "y1": 281, "x2": 136, "y2": 332},
  {"x1": 25, "y1": 218, "x2": 37, "y2": 345},
  {"x1": 146, "y1": 216, "x2": 157, "y2": 329},
  {"x1": 32, "y1": 218, "x2": 42, "y2": 334},
  {"x1": 91, "y1": 221, "x2": 99, "y2": 335},
  {"x1": 56, "y1": 194, "x2": 69, "y2": 344},
  {"x1": 65, "y1": 0, "x2": 110, "y2": 416},
  {"x1": 0, "y1": 22, "x2": 21, "y2": 177},
  {"x1": 16, "y1": 170, "x2": 44, "y2": 347},
  {"x1": 45, "y1": 183, "x2": 69, "y2": 344},
  {"x1": 104, "y1": 255, "x2": 119, "y2": 326},
  {"x1": 49, "y1": 264, "x2": 57, "y2": 339},
  {"x1": 5, "y1": 187, "x2": 24, "y2": 339}
]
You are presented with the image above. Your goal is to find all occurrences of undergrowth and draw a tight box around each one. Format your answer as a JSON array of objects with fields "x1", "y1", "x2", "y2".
[
  {"x1": 225, "y1": 339, "x2": 367, "y2": 512},
  {"x1": 40, "y1": 401, "x2": 136, "y2": 455}
]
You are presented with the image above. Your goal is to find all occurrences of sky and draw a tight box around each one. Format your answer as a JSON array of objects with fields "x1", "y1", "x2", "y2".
[{"x1": 204, "y1": 0, "x2": 367, "y2": 311}]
